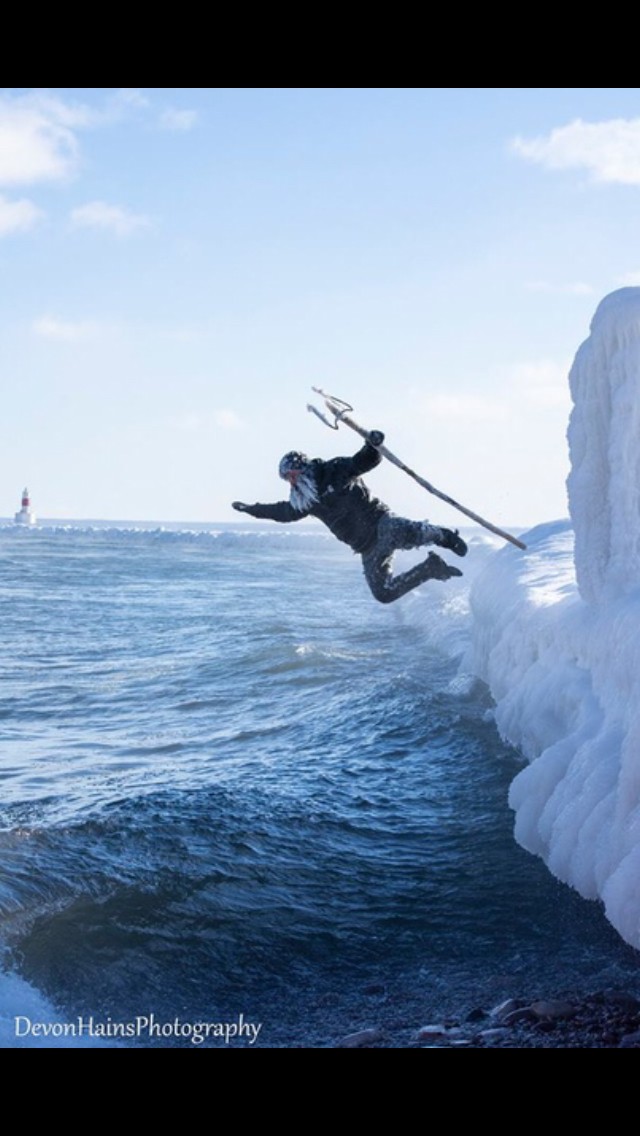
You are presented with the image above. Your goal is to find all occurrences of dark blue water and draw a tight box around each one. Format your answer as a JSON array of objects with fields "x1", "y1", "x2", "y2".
[{"x1": 0, "y1": 524, "x2": 637, "y2": 1047}]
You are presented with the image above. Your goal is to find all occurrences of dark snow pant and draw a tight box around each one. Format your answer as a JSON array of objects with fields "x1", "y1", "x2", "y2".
[{"x1": 361, "y1": 515, "x2": 446, "y2": 604}]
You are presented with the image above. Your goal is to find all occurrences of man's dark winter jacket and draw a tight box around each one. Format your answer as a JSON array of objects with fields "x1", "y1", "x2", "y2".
[{"x1": 242, "y1": 443, "x2": 387, "y2": 553}]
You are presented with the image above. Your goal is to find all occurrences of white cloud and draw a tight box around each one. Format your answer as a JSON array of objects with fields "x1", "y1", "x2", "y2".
[
  {"x1": 512, "y1": 117, "x2": 640, "y2": 186},
  {"x1": 22, "y1": 92, "x2": 92, "y2": 130},
  {"x1": 525, "y1": 280, "x2": 594, "y2": 296},
  {"x1": 0, "y1": 93, "x2": 84, "y2": 186},
  {"x1": 415, "y1": 359, "x2": 570, "y2": 425},
  {"x1": 97, "y1": 89, "x2": 152, "y2": 125},
  {"x1": 0, "y1": 193, "x2": 42, "y2": 235},
  {"x1": 70, "y1": 200, "x2": 151, "y2": 237},
  {"x1": 33, "y1": 315, "x2": 99, "y2": 342},
  {"x1": 0, "y1": 89, "x2": 158, "y2": 192},
  {"x1": 616, "y1": 271, "x2": 640, "y2": 287},
  {"x1": 215, "y1": 409, "x2": 244, "y2": 431},
  {"x1": 113, "y1": 88, "x2": 150, "y2": 110},
  {"x1": 159, "y1": 108, "x2": 198, "y2": 132}
]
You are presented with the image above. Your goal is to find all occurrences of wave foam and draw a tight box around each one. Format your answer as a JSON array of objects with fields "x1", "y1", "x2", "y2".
[{"x1": 0, "y1": 968, "x2": 107, "y2": 1048}]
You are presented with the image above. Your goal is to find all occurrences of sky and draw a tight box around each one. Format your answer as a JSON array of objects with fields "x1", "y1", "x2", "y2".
[{"x1": 3, "y1": 87, "x2": 640, "y2": 526}]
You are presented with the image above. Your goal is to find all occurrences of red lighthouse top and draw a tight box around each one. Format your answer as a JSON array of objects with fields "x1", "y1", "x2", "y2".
[{"x1": 22, "y1": 488, "x2": 30, "y2": 508}]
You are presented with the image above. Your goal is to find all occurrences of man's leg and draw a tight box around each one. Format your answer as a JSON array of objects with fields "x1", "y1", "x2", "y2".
[
  {"x1": 380, "y1": 515, "x2": 467, "y2": 556},
  {"x1": 361, "y1": 516, "x2": 462, "y2": 604},
  {"x1": 362, "y1": 549, "x2": 461, "y2": 604}
]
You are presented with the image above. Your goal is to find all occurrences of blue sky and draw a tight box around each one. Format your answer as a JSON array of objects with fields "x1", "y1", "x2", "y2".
[{"x1": 3, "y1": 87, "x2": 640, "y2": 525}]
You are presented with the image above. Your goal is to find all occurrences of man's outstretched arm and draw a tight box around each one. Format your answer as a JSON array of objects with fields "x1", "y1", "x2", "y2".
[{"x1": 232, "y1": 500, "x2": 304, "y2": 523}]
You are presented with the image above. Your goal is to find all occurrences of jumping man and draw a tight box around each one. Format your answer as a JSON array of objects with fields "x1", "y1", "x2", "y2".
[{"x1": 232, "y1": 431, "x2": 467, "y2": 603}]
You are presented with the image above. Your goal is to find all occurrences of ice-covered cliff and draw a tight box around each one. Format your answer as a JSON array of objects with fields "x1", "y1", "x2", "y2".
[{"x1": 470, "y1": 288, "x2": 640, "y2": 950}]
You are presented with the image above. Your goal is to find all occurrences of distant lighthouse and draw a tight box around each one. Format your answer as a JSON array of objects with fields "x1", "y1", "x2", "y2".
[{"x1": 14, "y1": 487, "x2": 36, "y2": 526}]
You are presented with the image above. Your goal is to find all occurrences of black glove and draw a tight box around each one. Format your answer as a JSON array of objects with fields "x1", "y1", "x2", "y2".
[
  {"x1": 368, "y1": 430, "x2": 384, "y2": 447},
  {"x1": 232, "y1": 501, "x2": 249, "y2": 512}
]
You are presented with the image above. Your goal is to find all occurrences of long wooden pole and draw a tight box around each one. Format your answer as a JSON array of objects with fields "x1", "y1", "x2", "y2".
[{"x1": 309, "y1": 388, "x2": 526, "y2": 551}]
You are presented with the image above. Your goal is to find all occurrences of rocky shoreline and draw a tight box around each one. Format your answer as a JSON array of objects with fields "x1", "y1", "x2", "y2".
[{"x1": 329, "y1": 988, "x2": 640, "y2": 1049}]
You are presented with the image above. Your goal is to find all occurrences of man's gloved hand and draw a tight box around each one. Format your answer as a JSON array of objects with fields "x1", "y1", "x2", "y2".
[
  {"x1": 232, "y1": 501, "x2": 249, "y2": 512},
  {"x1": 368, "y1": 430, "x2": 384, "y2": 447}
]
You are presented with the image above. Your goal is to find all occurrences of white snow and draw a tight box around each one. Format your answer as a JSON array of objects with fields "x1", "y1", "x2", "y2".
[{"x1": 469, "y1": 288, "x2": 640, "y2": 950}]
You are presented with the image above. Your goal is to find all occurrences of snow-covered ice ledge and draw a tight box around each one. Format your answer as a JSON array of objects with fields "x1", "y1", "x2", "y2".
[{"x1": 470, "y1": 288, "x2": 640, "y2": 951}]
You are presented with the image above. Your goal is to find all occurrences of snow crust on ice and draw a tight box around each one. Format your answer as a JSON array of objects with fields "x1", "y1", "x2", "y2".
[{"x1": 469, "y1": 288, "x2": 640, "y2": 950}]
